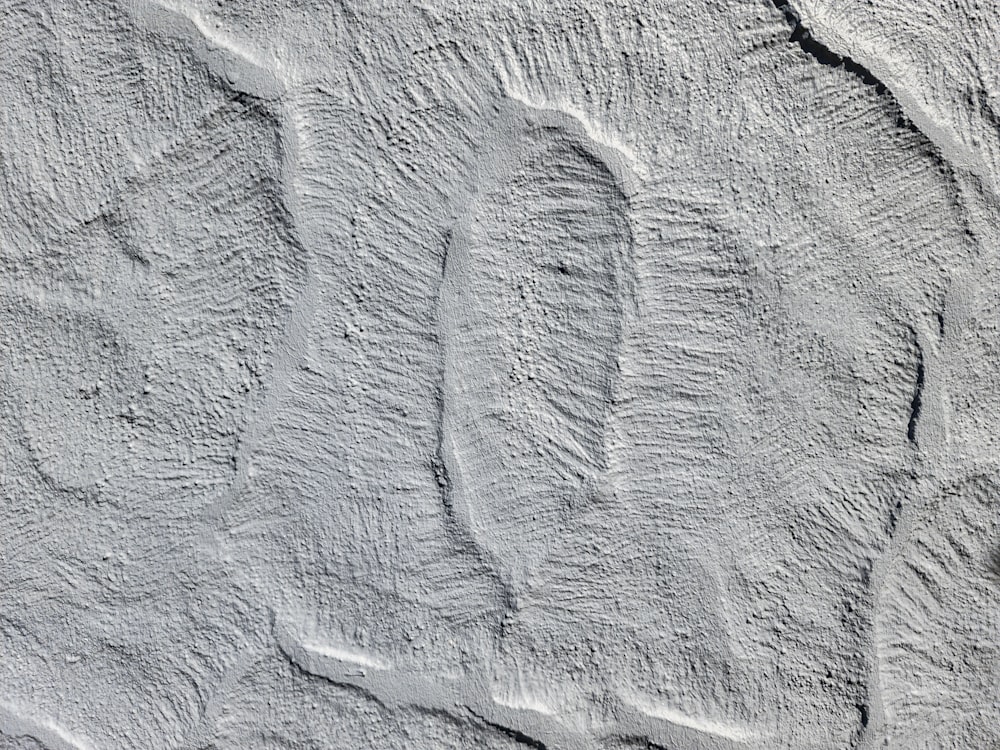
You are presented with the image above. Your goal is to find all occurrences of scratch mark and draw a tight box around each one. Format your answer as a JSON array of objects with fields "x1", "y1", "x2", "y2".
[
  {"x1": 300, "y1": 639, "x2": 390, "y2": 671},
  {"x1": 624, "y1": 696, "x2": 753, "y2": 744},
  {"x1": 491, "y1": 691, "x2": 556, "y2": 717}
]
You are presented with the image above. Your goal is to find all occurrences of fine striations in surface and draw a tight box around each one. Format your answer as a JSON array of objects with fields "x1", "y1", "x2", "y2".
[{"x1": 2, "y1": 0, "x2": 999, "y2": 748}]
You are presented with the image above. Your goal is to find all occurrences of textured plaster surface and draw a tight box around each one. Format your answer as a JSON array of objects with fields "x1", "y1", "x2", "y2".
[{"x1": 3, "y1": 1, "x2": 1000, "y2": 748}]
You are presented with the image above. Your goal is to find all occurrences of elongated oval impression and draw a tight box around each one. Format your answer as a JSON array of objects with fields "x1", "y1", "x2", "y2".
[{"x1": 439, "y1": 100, "x2": 635, "y2": 579}]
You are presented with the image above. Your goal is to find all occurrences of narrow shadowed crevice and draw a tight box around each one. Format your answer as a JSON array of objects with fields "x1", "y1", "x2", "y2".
[
  {"x1": 907, "y1": 344, "x2": 924, "y2": 444},
  {"x1": 886, "y1": 499, "x2": 904, "y2": 538},
  {"x1": 768, "y1": 0, "x2": 923, "y2": 138},
  {"x1": 771, "y1": 1, "x2": 884, "y2": 93},
  {"x1": 608, "y1": 736, "x2": 671, "y2": 750},
  {"x1": 431, "y1": 392, "x2": 455, "y2": 510},
  {"x1": 276, "y1": 649, "x2": 389, "y2": 709},
  {"x1": 465, "y1": 708, "x2": 549, "y2": 750}
]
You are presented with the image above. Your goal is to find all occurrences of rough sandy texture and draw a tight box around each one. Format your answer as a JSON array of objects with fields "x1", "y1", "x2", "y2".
[{"x1": 2, "y1": 1, "x2": 999, "y2": 748}]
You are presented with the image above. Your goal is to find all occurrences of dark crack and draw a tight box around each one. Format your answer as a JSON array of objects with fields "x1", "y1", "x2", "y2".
[
  {"x1": 431, "y1": 413, "x2": 455, "y2": 506},
  {"x1": 465, "y1": 707, "x2": 549, "y2": 750},
  {"x1": 887, "y1": 499, "x2": 904, "y2": 538},
  {"x1": 270, "y1": 613, "x2": 390, "y2": 709},
  {"x1": 769, "y1": 0, "x2": 923, "y2": 139},
  {"x1": 857, "y1": 701, "x2": 870, "y2": 729},
  {"x1": 276, "y1": 648, "x2": 388, "y2": 709},
  {"x1": 606, "y1": 736, "x2": 671, "y2": 750},
  {"x1": 907, "y1": 342, "x2": 925, "y2": 444},
  {"x1": 771, "y1": 1, "x2": 886, "y2": 94}
]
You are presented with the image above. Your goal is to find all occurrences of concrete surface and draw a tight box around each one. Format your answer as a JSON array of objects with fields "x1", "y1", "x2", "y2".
[{"x1": 3, "y1": 1, "x2": 1000, "y2": 747}]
